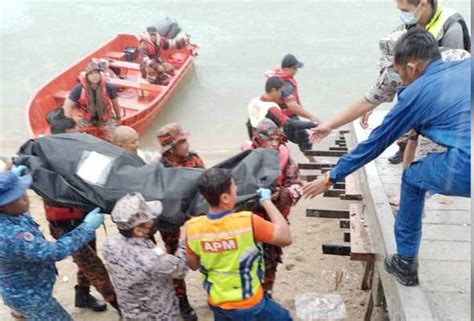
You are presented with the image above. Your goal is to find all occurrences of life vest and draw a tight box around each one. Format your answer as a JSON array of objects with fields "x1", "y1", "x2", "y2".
[
  {"x1": 139, "y1": 33, "x2": 160, "y2": 59},
  {"x1": 247, "y1": 97, "x2": 282, "y2": 128},
  {"x1": 44, "y1": 204, "x2": 85, "y2": 221},
  {"x1": 186, "y1": 211, "x2": 264, "y2": 309},
  {"x1": 277, "y1": 145, "x2": 290, "y2": 186},
  {"x1": 264, "y1": 68, "x2": 302, "y2": 106},
  {"x1": 407, "y1": 4, "x2": 471, "y2": 52},
  {"x1": 77, "y1": 72, "x2": 113, "y2": 122}
]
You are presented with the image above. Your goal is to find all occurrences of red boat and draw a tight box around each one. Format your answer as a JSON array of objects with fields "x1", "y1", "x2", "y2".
[{"x1": 26, "y1": 33, "x2": 198, "y2": 138}]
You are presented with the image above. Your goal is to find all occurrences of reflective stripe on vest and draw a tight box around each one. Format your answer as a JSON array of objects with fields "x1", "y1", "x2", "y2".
[
  {"x1": 247, "y1": 97, "x2": 281, "y2": 128},
  {"x1": 77, "y1": 72, "x2": 113, "y2": 122},
  {"x1": 407, "y1": 5, "x2": 469, "y2": 51},
  {"x1": 186, "y1": 211, "x2": 264, "y2": 308}
]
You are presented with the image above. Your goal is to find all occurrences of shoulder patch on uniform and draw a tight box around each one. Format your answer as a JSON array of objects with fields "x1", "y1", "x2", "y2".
[{"x1": 17, "y1": 231, "x2": 35, "y2": 242}]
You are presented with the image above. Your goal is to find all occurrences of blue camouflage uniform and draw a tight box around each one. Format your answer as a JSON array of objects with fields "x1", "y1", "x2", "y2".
[
  {"x1": 329, "y1": 59, "x2": 470, "y2": 257},
  {"x1": 0, "y1": 211, "x2": 98, "y2": 320}
]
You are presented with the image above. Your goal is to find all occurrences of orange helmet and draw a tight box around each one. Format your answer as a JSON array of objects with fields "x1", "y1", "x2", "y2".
[{"x1": 157, "y1": 123, "x2": 189, "y2": 153}]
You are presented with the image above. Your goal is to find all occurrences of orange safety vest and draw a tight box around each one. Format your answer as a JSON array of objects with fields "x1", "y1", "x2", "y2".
[{"x1": 77, "y1": 72, "x2": 113, "y2": 122}]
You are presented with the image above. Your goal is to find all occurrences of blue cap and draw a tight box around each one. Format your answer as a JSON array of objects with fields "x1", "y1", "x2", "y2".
[{"x1": 0, "y1": 171, "x2": 32, "y2": 206}]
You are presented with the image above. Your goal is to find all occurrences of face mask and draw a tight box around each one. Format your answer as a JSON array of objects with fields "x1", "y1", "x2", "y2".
[
  {"x1": 386, "y1": 68, "x2": 401, "y2": 82},
  {"x1": 400, "y1": 4, "x2": 421, "y2": 25},
  {"x1": 149, "y1": 220, "x2": 159, "y2": 237}
]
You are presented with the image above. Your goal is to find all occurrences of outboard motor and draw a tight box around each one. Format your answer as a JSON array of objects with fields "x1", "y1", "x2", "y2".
[{"x1": 154, "y1": 17, "x2": 181, "y2": 39}]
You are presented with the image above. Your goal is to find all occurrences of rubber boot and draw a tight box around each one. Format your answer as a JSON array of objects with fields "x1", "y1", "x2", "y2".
[
  {"x1": 388, "y1": 141, "x2": 407, "y2": 164},
  {"x1": 179, "y1": 295, "x2": 198, "y2": 321},
  {"x1": 384, "y1": 254, "x2": 419, "y2": 286},
  {"x1": 75, "y1": 285, "x2": 107, "y2": 312}
]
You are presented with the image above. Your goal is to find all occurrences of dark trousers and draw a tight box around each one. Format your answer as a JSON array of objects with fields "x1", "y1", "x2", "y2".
[{"x1": 160, "y1": 228, "x2": 188, "y2": 299}]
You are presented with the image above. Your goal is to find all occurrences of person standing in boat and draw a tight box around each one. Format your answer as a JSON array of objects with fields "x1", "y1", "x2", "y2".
[
  {"x1": 249, "y1": 119, "x2": 302, "y2": 297},
  {"x1": 155, "y1": 123, "x2": 204, "y2": 321},
  {"x1": 138, "y1": 26, "x2": 189, "y2": 83},
  {"x1": 62, "y1": 60, "x2": 121, "y2": 142}
]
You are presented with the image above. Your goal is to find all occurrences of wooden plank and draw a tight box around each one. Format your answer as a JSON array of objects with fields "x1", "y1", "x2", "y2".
[
  {"x1": 329, "y1": 147, "x2": 348, "y2": 151},
  {"x1": 300, "y1": 174, "x2": 319, "y2": 182},
  {"x1": 117, "y1": 98, "x2": 145, "y2": 111},
  {"x1": 363, "y1": 289, "x2": 375, "y2": 321},
  {"x1": 333, "y1": 182, "x2": 345, "y2": 189},
  {"x1": 323, "y1": 189, "x2": 344, "y2": 198},
  {"x1": 109, "y1": 60, "x2": 141, "y2": 70},
  {"x1": 107, "y1": 77, "x2": 164, "y2": 92},
  {"x1": 106, "y1": 51, "x2": 126, "y2": 60},
  {"x1": 339, "y1": 219, "x2": 350, "y2": 228},
  {"x1": 304, "y1": 150, "x2": 346, "y2": 157},
  {"x1": 340, "y1": 174, "x2": 363, "y2": 201},
  {"x1": 344, "y1": 232, "x2": 351, "y2": 242},
  {"x1": 298, "y1": 163, "x2": 335, "y2": 170},
  {"x1": 349, "y1": 203, "x2": 374, "y2": 261},
  {"x1": 53, "y1": 90, "x2": 69, "y2": 100},
  {"x1": 322, "y1": 242, "x2": 351, "y2": 256},
  {"x1": 306, "y1": 209, "x2": 349, "y2": 219}
]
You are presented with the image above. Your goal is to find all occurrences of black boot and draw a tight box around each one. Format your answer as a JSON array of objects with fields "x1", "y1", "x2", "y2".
[
  {"x1": 384, "y1": 254, "x2": 419, "y2": 286},
  {"x1": 179, "y1": 296, "x2": 198, "y2": 321},
  {"x1": 75, "y1": 285, "x2": 107, "y2": 312},
  {"x1": 388, "y1": 142, "x2": 407, "y2": 164}
]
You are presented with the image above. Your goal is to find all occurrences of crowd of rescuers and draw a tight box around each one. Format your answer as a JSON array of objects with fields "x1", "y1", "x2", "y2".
[{"x1": 0, "y1": 1, "x2": 471, "y2": 319}]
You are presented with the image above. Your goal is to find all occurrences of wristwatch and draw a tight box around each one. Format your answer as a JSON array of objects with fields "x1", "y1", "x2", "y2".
[{"x1": 323, "y1": 171, "x2": 335, "y2": 187}]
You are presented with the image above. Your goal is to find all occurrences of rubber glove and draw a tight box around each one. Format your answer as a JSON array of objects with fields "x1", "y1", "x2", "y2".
[
  {"x1": 83, "y1": 207, "x2": 105, "y2": 229},
  {"x1": 11, "y1": 165, "x2": 27, "y2": 176},
  {"x1": 256, "y1": 188, "x2": 272, "y2": 203}
]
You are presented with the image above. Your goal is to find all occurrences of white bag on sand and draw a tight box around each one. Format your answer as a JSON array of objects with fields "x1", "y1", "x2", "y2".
[{"x1": 295, "y1": 293, "x2": 347, "y2": 320}]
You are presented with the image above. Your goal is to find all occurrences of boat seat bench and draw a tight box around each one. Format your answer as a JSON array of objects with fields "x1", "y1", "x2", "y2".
[{"x1": 109, "y1": 60, "x2": 141, "y2": 71}]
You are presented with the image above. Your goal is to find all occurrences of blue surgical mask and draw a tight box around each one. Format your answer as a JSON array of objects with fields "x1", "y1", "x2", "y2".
[{"x1": 400, "y1": 5, "x2": 421, "y2": 25}]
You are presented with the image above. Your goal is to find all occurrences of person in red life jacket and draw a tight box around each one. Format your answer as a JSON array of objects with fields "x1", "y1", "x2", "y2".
[
  {"x1": 246, "y1": 76, "x2": 317, "y2": 158},
  {"x1": 250, "y1": 119, "x2": 302, "y2": 296},
  {"x1": 138, "y1": 26, "x2": 189, "y2": 78},
  {"x1": 265, "y1": 54, "x2": 320, "y2": 162},
  {"x1": 185, "y1": 168, "x2": 293, "y2": 321},
  {"x1": 62, "y1": 61, "x2": 121, "y2": 142},
  {"x1": 41, "y1": 112, "x2": 121, "y2": 315},
  {"x1": 139, "y1": 58, "x2": 171, "y2": 85},
  {"x1": 155, "y1": 123, "x2": 204, "y2": 321}
]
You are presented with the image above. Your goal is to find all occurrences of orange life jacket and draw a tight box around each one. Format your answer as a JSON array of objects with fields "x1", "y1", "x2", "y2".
[
  {"x1": 44, "y1": 204, "x2": 85, "y2": 221},
  {"x1": 139, "y1": 33, "x2": 160, "y2": 59},
  {"x1": 77, "y1": 72, "x2": 113, "y2": 122}
]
